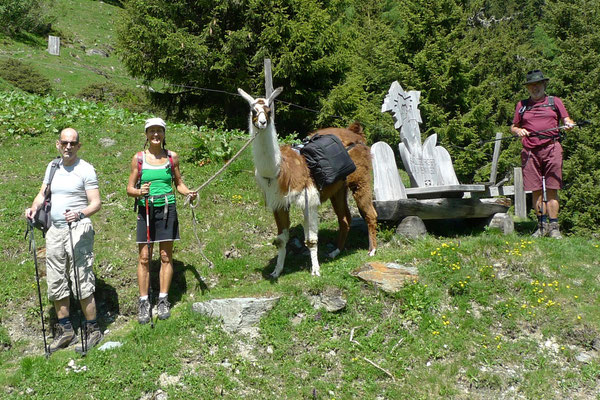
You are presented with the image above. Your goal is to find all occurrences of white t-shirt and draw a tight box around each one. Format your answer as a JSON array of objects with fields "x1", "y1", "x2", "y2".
[{"x1": 43, "y1": 158, "x2": 99, "y2": 227}]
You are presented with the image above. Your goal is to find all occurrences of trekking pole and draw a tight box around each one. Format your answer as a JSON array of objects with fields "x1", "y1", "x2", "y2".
[
  {"x1": 144, "y1": 196, "x2": 154, "y2": 329},
  {"x1": 25, "y1": 221, "x2": 50, "y2": 358},
  {"x1": 541, "y1": 176, "x2": 548, "y2": 236},
  {"x1": 479, "y1": 120, "x2": 591, "y2": 145},
  {"x1": 66, "y1": 209, "x2": 87, "y2": 356}
]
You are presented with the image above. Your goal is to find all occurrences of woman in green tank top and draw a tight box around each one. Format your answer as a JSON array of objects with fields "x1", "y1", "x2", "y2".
[{"x1": 126, "y1": 117, "x2": 197, "y2": 324}]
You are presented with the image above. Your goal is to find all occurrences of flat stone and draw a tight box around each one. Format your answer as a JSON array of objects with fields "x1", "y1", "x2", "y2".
[
  {"x1": 351, "y1": 262, "x2": 419, "y2": 293},
  {"x1": 98, "y1": 341, "x2": 122, "y2": 351},
  {"x1": 192, "y1": 297, "x2": 280, "y2": 333},
  {"x1": 308, "y1": 288, "x2": 346, "y2": 312}
]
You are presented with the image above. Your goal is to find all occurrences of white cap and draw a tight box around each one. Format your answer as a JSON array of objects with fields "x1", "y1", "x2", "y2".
[{"x1": 144, "y1": 117, "x2": 166, "y2": 132}]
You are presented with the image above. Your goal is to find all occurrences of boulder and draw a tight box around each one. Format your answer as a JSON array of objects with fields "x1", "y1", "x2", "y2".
[{"x1": 192, "y1": 297, "x2": 280, "y2": 333}]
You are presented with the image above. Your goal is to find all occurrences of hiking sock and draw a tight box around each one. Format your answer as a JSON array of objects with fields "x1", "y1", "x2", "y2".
[
  {"x1": 549, "y1": 218, "x2": 558, "y2": 224},
  {"x1": 540, "y1": 215, "x2": 548, "y2": 223},
  {"x1": 58, "y1": 317, "x2": 71, "y2": 326},
  {"x1": 86, "y1": 319, "x2": 97, "y2": 326},
  {"x1": 159, "y1": 293, "x2": 168, "y2": 300}
]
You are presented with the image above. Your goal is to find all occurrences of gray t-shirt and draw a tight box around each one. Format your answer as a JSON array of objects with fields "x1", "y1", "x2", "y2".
[{"x1": 43, "y1": 158, "x2": 98, "y2": 227}]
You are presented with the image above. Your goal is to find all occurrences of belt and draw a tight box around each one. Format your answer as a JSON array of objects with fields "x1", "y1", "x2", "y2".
[{"x1": 146, "y1": 193, "x2": 173, "y2": 220}]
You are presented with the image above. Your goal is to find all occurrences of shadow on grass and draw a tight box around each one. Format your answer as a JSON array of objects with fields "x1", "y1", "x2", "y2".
[
  {"x1": 161, "y1": 259, "x2": 209, "y2": 305},
  {"x1": 258, "y1": 222, "x2": 363, "y2": 280},
  {"x1": 47, "y1": 276, "x2": 118, "y2": 337}
]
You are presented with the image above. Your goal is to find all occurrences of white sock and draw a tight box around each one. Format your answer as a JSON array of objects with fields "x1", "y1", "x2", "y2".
[
  {"x1": 140, "y1": 295, "x2": 148, "y2": 301},
  {"x1": 159, "y1": 293, "x2": 168, "y2": 299}
]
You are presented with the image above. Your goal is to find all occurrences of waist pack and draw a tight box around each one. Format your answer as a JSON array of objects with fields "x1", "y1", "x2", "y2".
[
  {"x1": 32, "y1": 158, "x2": 61, "y2": 236},
  {"x1": 299, "y1": 134, "x2": 356, "y2": 189}
]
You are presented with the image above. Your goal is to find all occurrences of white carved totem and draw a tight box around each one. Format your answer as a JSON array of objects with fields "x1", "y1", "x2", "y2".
[{"x1": 381, "y1": 81, "x2": 459, "y2": 188}]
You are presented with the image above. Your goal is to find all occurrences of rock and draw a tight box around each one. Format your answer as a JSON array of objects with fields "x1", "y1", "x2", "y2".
[
  {"x1": 99, "y1": 137, "x2": 116, "y2": 147},
  {"x1": 395, "y1": 216, "x2": 427, "y2": 239},
  {"x1": 158, "y1": 373, "x2": 180, "y2": 387},
  {"x1": 351, "y1": 262, "x2": 419, "y2": 293},
  {"x1": 98, "y1": 341, "x2": 122, "y2": 351},
  {"x1": 308, "y1": 288, "x2": 346, "y2": 312},
  {"x1": 487, "y1": 212, "x2": 514, "y2": 234},
  {"x1": 192, "y1": 297, "x2": 280, "y2": 333},
  {"x1": 576, "y1": 352, "x2": 593, "y2": 363},
  {"x1": 85, "y1": 48, "x2": 109, "y2": 57}
]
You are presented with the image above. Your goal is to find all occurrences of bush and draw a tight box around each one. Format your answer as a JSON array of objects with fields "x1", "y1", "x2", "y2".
[
  {"x1": 0, "y1": 59, "x2": 52, "y2": 95},
  {"x1": 0, "y1": 0, "x2": 55, "y2": 36},
  {"x1": 77, "y1": 82, "x2": 154, "y2": 114}
]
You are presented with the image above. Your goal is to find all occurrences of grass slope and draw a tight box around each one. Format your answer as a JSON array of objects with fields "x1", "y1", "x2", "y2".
[
  {"x1": 0, "y1": 91, "x2": 599, "y2": 400},
  {"x1": 0, "y1": 0, "x2": 147, "y2": 96}
]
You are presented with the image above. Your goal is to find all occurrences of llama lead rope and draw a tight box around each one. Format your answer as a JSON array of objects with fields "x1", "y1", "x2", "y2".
[
  {"x1": 184, "y1": 135, "x2": 257, "y2": 208},
  {"x1": 183, "y1": 134, "x2": 257, "y2": 268}
]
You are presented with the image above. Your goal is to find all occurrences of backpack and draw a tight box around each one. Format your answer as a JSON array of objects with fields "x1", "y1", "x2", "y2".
[
  {"x1": 299, "y1": 134, "x2": 356, "y2": 189},
  {"x1": 517, "y1": 96, "x2": 559, "y2": 121},
  {"x1": 133, "y1": 150, "x2": 174, "y2": 212},
  {"x1": 32, "y1": 158, "x2": 61, "y2": 237}
]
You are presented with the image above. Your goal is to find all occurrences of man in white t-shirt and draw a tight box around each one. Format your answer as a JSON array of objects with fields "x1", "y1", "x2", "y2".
[{"x1": 25, "y1": 128, "x2": 102, "y2": 354}]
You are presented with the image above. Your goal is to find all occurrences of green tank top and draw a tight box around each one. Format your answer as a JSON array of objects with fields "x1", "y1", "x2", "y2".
[{"x1": 137, "y1": 153, "x2": 175, "y2": 207}]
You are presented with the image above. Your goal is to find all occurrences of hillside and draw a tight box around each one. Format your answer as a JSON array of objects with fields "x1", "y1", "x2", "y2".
[{"x1": 1, "y1": 90, "x2": 600, "y2": 400}]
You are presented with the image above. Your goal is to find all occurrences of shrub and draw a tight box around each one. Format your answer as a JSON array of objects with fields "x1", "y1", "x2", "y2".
[
  {"x1": 0, "y1": 59, "x2": 52, "y2": 95},
  {"x1": 0, "y1": 0, "x2": 55, "y2": 36},
  {"x1": 77, "y1": 82, "x2": 154, "y2": 114}
]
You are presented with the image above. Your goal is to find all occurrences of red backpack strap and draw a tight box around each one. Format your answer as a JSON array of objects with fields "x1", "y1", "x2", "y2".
[
  {"x1": 136, "y1": 151, "x2": 144, "y2": 186},
  {"x1": 167, "y1": 150, "x2": 175, "y2": 184}
]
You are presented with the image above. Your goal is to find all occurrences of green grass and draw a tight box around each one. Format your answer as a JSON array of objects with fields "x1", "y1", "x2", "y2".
[
  {"x1": 0, "y1": 90, "x2": 599, "y2": 399},
  {"x1": 0, "y1": 0, "x2": 161, "y2": 98}
]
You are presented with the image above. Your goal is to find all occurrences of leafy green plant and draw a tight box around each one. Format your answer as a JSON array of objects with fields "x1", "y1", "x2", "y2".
[{"x1": 190, "y1": 125, "x2": 241, "y2": 164}]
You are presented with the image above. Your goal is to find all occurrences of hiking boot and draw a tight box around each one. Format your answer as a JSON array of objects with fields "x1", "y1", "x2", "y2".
[
  {"x1": 49, "y1": 323, "x2": 77, "y2": 354},
  {"x1": 532, "y1": 222, "x2": 549, "y2": 238},
  {"x1": 157, "y1": 297, "x2": 171, "y2": 320},
  {"x1": 75, "y1": 322, "x2": 103, "y2": 354},
  {"x1": 138, "y1": 298, "x2": 151, "y2": 324},
  {"x1": 548, "y1": 222, "x2": 563, "y2": 239}
]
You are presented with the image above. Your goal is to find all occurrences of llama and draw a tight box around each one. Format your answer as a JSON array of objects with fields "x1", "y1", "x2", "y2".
[{"x1": 238, "y1": 87, "x2": 377, "y2": 277}]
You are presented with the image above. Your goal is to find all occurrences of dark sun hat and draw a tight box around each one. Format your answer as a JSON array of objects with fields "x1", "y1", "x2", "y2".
[{"x1": 523, "y1": 70, "x2": 549, "y2": 85}]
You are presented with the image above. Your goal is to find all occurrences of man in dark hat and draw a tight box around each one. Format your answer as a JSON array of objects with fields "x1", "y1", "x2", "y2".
[{"x1": 510, "y1": 70, "x2": 575, "y2": 238}]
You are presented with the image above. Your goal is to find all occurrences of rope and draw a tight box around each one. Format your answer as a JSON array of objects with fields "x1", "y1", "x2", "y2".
[
  {"x1": 184, "y1": 134, "x2": 256, "y2": 208},
  {"x1": 181, "y1": 134, "x2": 257, "y2": 268}
]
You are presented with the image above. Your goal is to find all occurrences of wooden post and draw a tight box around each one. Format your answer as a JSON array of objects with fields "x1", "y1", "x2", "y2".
[
  {"x1": 489, "y1": 132, "x2": 502, "y2": 185},
  {"x1": 514, "y1": 167, "x2": 527, "y2": 219},
  {"x1": 48, "y1": 36, "x2": 60, "y2": 56},
  {"x1": 264, "y1": 59, "x2": 274, "y2": 111}
]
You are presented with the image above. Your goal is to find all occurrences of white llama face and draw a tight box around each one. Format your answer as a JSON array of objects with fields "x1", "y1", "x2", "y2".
[{"x1": 252, "y1": 100, "x2": 271, "y2": 129}]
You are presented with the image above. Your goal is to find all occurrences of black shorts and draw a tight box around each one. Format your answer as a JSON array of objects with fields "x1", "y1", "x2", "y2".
[{"x1": 136, "y1": 202, "x2": 180, "y2": 243}]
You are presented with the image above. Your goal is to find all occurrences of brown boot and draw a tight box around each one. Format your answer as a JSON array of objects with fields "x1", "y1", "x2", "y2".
[
  {"x1": 75, "y1": 322, "x2": 103, "y2": 354},
  {"x1": 49, "y1": 323, "x2": 77, "y2": 354},
  {"x1": 532, "y1": 222, "x2": 549, "y2": 238},
  {"x1": 548, "y1": 222, "x2": 563, "y2": 239}
]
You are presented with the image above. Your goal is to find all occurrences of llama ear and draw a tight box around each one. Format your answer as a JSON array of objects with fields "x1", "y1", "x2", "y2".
[
  {"x1": 238, "y1": 88, "x2": 255, "y2": 104},
  {"x1": 267, "y1": 87, "x2": 283, "y2": 106}
]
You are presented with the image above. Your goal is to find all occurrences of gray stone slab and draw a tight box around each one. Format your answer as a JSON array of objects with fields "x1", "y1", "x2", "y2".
[{"x1": 192, "y1": 297, "x2": 280, "y2": 333}]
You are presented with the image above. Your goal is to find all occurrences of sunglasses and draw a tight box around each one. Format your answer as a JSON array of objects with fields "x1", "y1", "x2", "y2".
[{"x1": 60, "y1": 140, "x2": 79, "y2": 146}]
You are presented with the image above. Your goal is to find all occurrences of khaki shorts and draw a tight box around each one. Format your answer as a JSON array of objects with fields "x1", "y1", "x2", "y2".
[{"x1": 45, "y1": 221, "x2": 96, "y2": 301}]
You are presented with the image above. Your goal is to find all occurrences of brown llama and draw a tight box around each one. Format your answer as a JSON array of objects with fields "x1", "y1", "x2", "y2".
[{"x1": 238, "y1": 87, "x2": 377, "y2": 277}]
